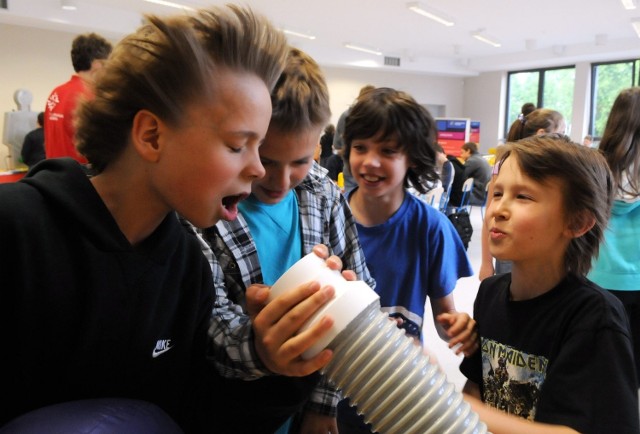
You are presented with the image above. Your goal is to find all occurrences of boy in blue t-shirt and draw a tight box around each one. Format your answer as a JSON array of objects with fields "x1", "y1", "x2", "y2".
[
  {"x1": 199, "y1": 48, "x2": 374, "y2": 434},
  {"x1": 339, "y1": 87, "x2": 477, "y2": 433}
]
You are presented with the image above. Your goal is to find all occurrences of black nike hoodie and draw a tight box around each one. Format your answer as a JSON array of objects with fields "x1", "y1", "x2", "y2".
[{"x1": 0, "y1": 158, "x2": 213, "y2": 430}]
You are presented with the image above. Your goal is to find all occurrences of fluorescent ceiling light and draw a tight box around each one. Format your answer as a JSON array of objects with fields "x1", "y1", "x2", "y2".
[
  {"x1": 632, "y1": 18, "x2": 640, "y2": 38},
  {"x1": 143, "y1": 0, "x2": 195, "y2": 11},
  {"x1": 61, "y1": 0, "x2": 77, "y2": 10},
  {"x1": 407, "y1": 2, "x2": 454, "y2": 26},
  {"x1": 283, "y1": 29, "x2": 316, "y2": 40},
  {"x1": 344, "y1": 43, "x2": 382, "y2": 56},
  {"x1": 348, "y1": 60, "x2": 380, "y2": 68},
  {"x1": 472, "y1": 32, "x2": 501, "y2": 48},
  {"x1": 595, "y1": 33, "x2": 608, "y2": 46},
  {"x1": 621, "y1": 0, "x2": 636, "y2": 10}
]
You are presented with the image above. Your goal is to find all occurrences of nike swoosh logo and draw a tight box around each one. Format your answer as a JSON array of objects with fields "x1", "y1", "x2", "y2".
[{"x1": 152, "y1": 345, "x2": 173, "y2": 358}]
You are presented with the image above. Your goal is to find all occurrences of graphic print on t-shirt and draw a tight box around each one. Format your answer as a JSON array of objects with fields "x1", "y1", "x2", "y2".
[{"x1": 480, "y1": 338, "x2": 548, "y2": 421}]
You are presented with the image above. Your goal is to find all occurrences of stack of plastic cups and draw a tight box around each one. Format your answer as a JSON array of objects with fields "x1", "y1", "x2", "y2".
[{"x1": 270, "y1": 253, "x2": 487, "y2": 434}]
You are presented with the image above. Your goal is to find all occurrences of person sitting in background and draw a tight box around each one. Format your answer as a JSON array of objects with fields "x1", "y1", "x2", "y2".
[
  {"x1": 20, "y1": 111, "x2": 45, "y2": 168},
  {"x1": 319, "y1": 123, "x2": 343, "y2": 182},
  {"x1": 432, "y1": 143, "x2": 453, "y2": 211},
  {"x1": 433, "y1": 144, "x2": 453, "y2": 189},
  {"x1": 459, "y1": 141, "x2": 491, "y2": 206},
  {"x1": 583, "y1": 134, "x2": 593, "y2": 147},
  {"x1": 44, "y1": 32, "x2": 112, "y2": 164},
  {"x1": 445, "y1": 153, "x2": 466, "y2": 212}
]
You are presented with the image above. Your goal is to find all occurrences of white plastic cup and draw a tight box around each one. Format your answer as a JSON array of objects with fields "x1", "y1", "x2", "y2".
[{"x1": 269, "y1": 252, "x2": 379, "y2": 359}]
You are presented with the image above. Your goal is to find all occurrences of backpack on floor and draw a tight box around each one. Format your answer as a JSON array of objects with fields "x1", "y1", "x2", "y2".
[{"x1": 448, "y1": 209, "x2": 473, "y2": 250}]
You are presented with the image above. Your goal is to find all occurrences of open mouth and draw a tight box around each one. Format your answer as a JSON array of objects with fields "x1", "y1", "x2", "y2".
[
  {"x1": 222, "y1": 193, "x2": 248, "y2": 210},
  {"x1": 219, "y1": 192, "x2": 249, "y2": 221}
]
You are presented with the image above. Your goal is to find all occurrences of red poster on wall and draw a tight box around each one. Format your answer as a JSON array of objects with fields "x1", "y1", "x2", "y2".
[
  {"x1": 470, "y1": 121, "x2": 480, "y2": 144},
  {"x1": 436, "y1": 118, "x2": 470, "y2": 157}
]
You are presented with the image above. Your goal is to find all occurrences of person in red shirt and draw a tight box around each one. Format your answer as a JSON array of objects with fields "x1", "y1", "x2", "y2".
[{"x1": 44, "y1": 33, "x2": 112, "y2": 164}]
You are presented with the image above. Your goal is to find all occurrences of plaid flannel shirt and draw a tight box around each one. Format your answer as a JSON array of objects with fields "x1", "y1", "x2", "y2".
[{"x1": 198, "y1": 162, "x2": 374, "y2": 417}]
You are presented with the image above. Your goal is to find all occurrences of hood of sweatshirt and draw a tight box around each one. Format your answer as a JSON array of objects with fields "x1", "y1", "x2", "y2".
[
  {"x1": 20, "y1": 158, "x2": 181, "y2": 264},
  {"x1": 22, "y1": 158, "x2": 128, "y2": 247}
]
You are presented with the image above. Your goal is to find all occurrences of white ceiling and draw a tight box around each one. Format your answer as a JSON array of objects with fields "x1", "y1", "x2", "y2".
[{"x1": 3, "y1": 0, "x2": 640, "y2": 77}]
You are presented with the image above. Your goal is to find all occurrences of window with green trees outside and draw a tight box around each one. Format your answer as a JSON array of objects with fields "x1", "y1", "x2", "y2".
[
  {"x1": 590, "y1": 60, "x2": 640, "y2": 139},
  {"x1": 506, "y1": 66, "x2": 575, "y2": 138}
]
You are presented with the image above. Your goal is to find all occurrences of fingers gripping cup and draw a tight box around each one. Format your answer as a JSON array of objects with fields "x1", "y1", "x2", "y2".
[
  {"x1": 269, "y1": 252, "x2": 379, "y2": 360},
  {"x1": 270, "y1": 253, "x2": 487, "y2": 434}
]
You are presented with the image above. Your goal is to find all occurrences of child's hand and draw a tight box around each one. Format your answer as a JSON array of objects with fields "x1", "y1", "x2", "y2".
[
  {"x1": 245, "y1": 244, "x2": 345, "y2": 377},
  {"x1": 296, "y1": 410, "x2": 338, "y2": 434},
  {"x1": 389, "y1": 315, "x2": 422, "y2": 345},
  {"x1": 436, "y1": 312, "x2": 479, "y2": 357},
  {"x1": 248, "y1": 280, "x2": 335, "y2": 376},
  {"x1": 314, "y1": 243, "x2": 356, "y2": 281}
]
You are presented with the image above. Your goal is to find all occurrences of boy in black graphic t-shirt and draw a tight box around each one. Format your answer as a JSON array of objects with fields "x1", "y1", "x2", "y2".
[{"x1": 460, "y1": 135, "x2": 639, "y2": 434}]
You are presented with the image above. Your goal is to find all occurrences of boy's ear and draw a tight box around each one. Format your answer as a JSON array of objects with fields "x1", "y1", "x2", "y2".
[
  {"x1": 565, "y1": 211, "x2": 596, "y2": 238},
  {"x1": 131, "y1": 110, "x2": 162, "y2": 163}
]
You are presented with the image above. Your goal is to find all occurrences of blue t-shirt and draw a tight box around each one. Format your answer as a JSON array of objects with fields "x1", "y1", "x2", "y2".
[
  {"x1": 351, "y1": 191, "x2": 473, "y2": 338},
  {"x1": 238, "y1": 192, "x2": 302, "y2": 285}
]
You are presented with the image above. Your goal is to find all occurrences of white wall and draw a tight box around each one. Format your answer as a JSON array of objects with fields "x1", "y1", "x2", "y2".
[
  {"x1": 0, "y1": 24, "x2": 118, "y2": 170},
  {"x1": 1, "y1": 25, "x2": 74, "y2": 169},
  {"x1": 321, "y1": 66, "x2": 465, "y2": 127},
  {"x1": 571, "y1": 62, "x2": 592, "y2": 141},
  {"x1": 462, "y1": 71, "x2": 506, "y2": 151},
  {"x1": 0, "y1": 25, "x2": 75, "y2": 115},
  {"x1": 0, "y1": 23, "x2": 599, "y2": 170}
]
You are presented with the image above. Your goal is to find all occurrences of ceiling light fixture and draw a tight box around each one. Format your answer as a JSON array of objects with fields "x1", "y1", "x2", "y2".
[
  {"x1": 621, "y1": 0, "x2": 637, "y2": 10},
  {"x1": 343, "y1": 43, "x2": 383, "y2": 56},
  {"x1": 406, "y1": 2, "x2": 454, "y2": 27},
  {"x1": 632, "y1": 18, "x2": 640, "y2": 38},
  {"x1": 552, "y1": 44, "x2": 566, "y2": 55},
  {"x1": 283, "y1": 29, "x2": 316, "y2": 40},
  {"x1": 595, "y1": 34, "x2": 608, "y2": 46},
  {"x1": 143, "y1": 0, "x2": 195, "y2": 11},
  {"x1": 60, "y1": 0, "x2": 77, "y2": 11},
  {"x1": 471, "y1": 31, "x2": 501, "y2": 48}
]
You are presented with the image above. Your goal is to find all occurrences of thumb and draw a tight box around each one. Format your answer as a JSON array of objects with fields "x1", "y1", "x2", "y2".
[{"x1": 246, "y1": 284, "x2": 270, "y2": 318}]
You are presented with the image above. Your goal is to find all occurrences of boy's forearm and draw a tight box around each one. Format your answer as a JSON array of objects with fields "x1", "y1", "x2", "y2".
[
  {"x1": 208, "y1": 306, "x2": 269, "y2": 379},
  {"x1": 304, "y1": 376, "x2": 340, "y2": 416},
  {"x1": 463, "y1": 392, "x2": 580, "y2": 434}
]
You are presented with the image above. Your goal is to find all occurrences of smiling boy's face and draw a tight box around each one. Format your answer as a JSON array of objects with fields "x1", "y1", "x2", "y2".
[
  {"x1": 486, "y1": 156, "x2": 573, "y2": 272},
  {"x1": 349, "y1": 134, "x2": 410, "y2": 203},
  {"x1": 250, "y1": 125, "x2": 323, "y2": 204}
]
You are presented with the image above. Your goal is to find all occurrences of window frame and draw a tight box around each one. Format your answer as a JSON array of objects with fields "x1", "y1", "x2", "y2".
[
  {"x1": 505, "y1": 64, "x2": 576, "y2": 138},
  {"x1": 588, "y1": 59, "x2": 640, "y2": 138}
]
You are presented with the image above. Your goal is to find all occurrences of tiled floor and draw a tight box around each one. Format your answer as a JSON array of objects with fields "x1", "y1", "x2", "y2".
[{"x1": 421, "y1": 205, "x2": 485, "y2": 392}]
